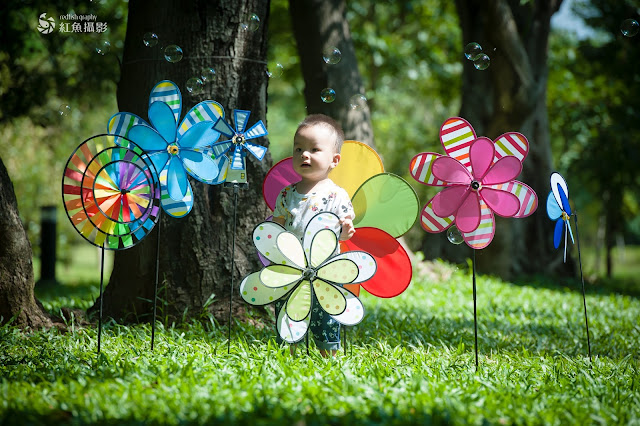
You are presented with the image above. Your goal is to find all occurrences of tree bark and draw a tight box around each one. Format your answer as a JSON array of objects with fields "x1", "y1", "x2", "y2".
[
  {"x1": 0, "y1": 156, "x2": 52, "y2": 328},
  {"x1": 453, "y1": 0, "x2": 570, "y2": 278},
  {"x1": 98, "y1": 0, "x2": 272, "y2": 323},
  {"x1": 289, "y1": 0, "x2": 374, "y2": 145}
]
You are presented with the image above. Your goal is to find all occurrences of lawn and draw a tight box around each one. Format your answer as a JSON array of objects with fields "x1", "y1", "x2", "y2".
[{"x1": 2, "y1": 255, "x2": 640, "y2": 425}]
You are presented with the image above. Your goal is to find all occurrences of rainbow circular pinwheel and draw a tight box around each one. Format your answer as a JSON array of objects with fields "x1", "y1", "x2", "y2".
[
  {"x1": 107, "y1": 80, "x2": 225, "y2": 217},
  {"x1": 546, "y1": 172, "x2": 575, "y2": 262},
  {"x1": 409, "y1": 117, "x2": 538, "y2": 249},
  {"x1": 262, "y1": 141, "x2": 419, "y2": 298},
  {"x1": 240, "y1": 212, "x2": 376, "y2": 343},
  {"x1": 208, "y1": 110, "x2": 268, "y2": 184},
  {"x1": 62, "y1": 134, "x2": 161, "y2": 250}
]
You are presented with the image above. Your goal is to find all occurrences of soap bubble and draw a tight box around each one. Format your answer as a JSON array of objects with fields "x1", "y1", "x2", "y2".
[
  {"x1": 266, "y1": 63, "x2": 284, "y2": 78},
  {"x1": 473, "y1": 54, "x2": 490, "y2": 70},
  {"x1": 349, "y1": 94, "x2": 367, "y2": 110},
  {"x1": 164, "y1": 45, "x2": 183, "y2": 63},
  {"x1": 447, "y1": 226, "x2": 464, "y2": 245},
  {"x1": 464, "y1": 42, "x2": 483, "y2": 60},
  {"x1": 241, "y1": 13, "x2": 260, "y2": 32},
  {"x1": 95, "y1": 40, "x2": 111, "y2": 55},
  {"x1": 620, "y1": 19, "x2": 639, "y2": 37},
  {"x1": 200, "y1": 67, "x2": 216, "y2": 82},
  {"x1": 143, "y1": 32, "x2": 158, "y2": 47},
  {"x1": 322, "y1": 46, "x2": 342, "y2": 65},
  {"x1": 58, "y1": 104, "x2": 71, "y2": 117},
  {"x1": 186, "y1": 77, "x2": 204, "y2": 95},
  {"x1": 320, "y1": 88, "x2": 336, "y2": 103}
]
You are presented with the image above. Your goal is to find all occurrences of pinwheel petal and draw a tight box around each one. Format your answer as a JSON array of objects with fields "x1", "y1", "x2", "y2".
[
  {"x1": 351, "y1": 173, "x2": 419, "y2": 238},
  {"x1": 546, "y1": 192, "x2": 562, "y2": 220},
  {"x1": 146, "y1": 151, "x2": 170, "y2": 176},
  {"x1": 245, "y1": 141, "x2": 268, "y2": 161},
  {"x1": 312, "y1": 280, "x2": 347, "y2": 316},
  {"x1": 493, "y1": 132, "x2": 529, "y2": 163},
  {"x1": 432, "y1": 185, "x2": 470, "y2": 218},
  {"x1": 550, "y1": 172, "x2": 570, "y2": 213},
  {"x1": 128, "y1": 125, "x2": 169, "y2": 152},
  {"x1": 329, "y1": 141, "x2": 384, "y2": 198},
  {"x1": 180, "y1": 150, "x2": 220, "y2": 182},
  {"x1": 149, "y1": 80, "x2": 182, "y2": 123},
  {"x1": 439, "y1": 117, "x2": 476, "y2": 173},
  {"x1": 559, "y1": 184, "x2": 572, "y2": 216},
  {"x1": 158, "y1": 168, "x2": 193, "y2": 218},
  {"x1": 567, "y1": 219, "x2": 575, "y2": 244},
  {"x1": 240, "y1": 272, "x2": 291, "y2": 305},
  {"x1": 276, "y1": 232, "x2": 306, "y2": 268},
  {"x1": 148, "y1": 101, "x2": 177, "y2": 144},
  {"x1": 178, "y1": 121, "x2": 219, "y2": 149},
  {"x1": 285, "y1": 281, "x2": 312, "y2": 321},
  {"x1": 316, "y1": 259, "x2": 359, "y2": 284},
  {"x1": 277, "y1": 306, "x2": 309, "y2": 343},
  {"x1": 262, "y1": 158, "x2": 301, "y2": 211},
  {"x1": 468, "y1": 137, "x2": 495, "y2": 180},
  {"x1": 302, "y1": 213, "x2": 340, "y2": 264},
  {"x1": 329, "y1": 286, "x2": 365, "y2": 326},
  {"x1": 330, "y1": 251, "x2": 377, "y2": 283},
  {"x1": 341, "y1": 227, "x2": 411, "y2": 298},
  {"x1": 253, "y1": 222, "x2": 296, "y2": 266},
  {"x1": 432, "y1": 156, "x2": 472, "y2": 184},
  {"x1": 260, "y1": 264, "x2": 303, "y2": 288},
  {"x1": 487, "y1": 180, "x2": 538, "y2": 218},
  {"x1": 481, "y1": 187, "x2": 521, "y2": 217},
  {"x1": 309, "y1": 229, "x2": 338, "y2": 268},
  {"x1": 482, "y1": 156, "x2": 522, "y2": 185},
  {"x1": 409, "y1": 152, "x2": 448, "y2": 186},
  {"x1": 461, "y1": 199, "x2": 495, "y2": 249},
  {"x1": 166, "y1": 156, "x2": 189, "y2": 201},
  {"x1": 419, "y1": 197, "x2": 454, "y2": 233},
  {"x1": 234, "y1": 110, "x2": 251, "y2": 133},
  {"x1": 178, "y1": 100, "x2": 224, "y2": 137},
  {"x1": 553, "y1": 218, "x2": 564, "y2": 249},
  {"x1": 108, "y1": 112, "x2": 146, "y2": 147},
  {"x1": 456, "y1": 191, "x2": 482, "y2": 233}
]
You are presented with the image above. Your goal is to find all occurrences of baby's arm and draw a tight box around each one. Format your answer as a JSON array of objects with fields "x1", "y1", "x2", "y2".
[{"x1": 339, "y1": 215, "x2": 355, "y2": 241}]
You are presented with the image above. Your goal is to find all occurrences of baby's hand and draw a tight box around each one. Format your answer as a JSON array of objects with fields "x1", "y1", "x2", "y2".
[{"x1": 339, "y1": 216, "x2": 355, "y2": 241}]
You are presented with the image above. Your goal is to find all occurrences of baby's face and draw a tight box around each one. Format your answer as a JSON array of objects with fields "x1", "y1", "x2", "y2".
[{"x1": 292, "y1": 125, "x2": 340, "y2": 182}]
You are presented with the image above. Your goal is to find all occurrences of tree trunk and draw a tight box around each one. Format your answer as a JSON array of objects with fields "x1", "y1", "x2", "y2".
[
  {"x1": 454, "y1": 0, "x2": 569, "y2": 278},
  {"x1": 98, "y1": 0, "x2": 272, "y2": 323},
  {"x1": 0, "y1": 156, "x2": 52, "y2": 328},
  {"x1": 289, "y1": 0, "x2": 374, "y2": 145}
]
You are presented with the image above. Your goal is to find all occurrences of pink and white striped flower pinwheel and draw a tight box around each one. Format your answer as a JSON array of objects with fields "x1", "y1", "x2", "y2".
[{"x1": 410, "y1": 117, "x2": 538, "y2": 249}]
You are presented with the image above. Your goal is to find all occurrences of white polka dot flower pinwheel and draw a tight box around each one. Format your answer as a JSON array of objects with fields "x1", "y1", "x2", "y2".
[{"x1": 240, "y1": 212, "x2": 377, "y2": 343}]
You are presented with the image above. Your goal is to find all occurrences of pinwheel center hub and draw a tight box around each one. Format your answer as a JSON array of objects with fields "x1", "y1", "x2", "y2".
[
  {"x1": 232, "y1": 134, "x2": 245, "y2": 145},
  {"x1": 562, "y1": 211, "x2": 570, "y2": 221},
  {"x1": 167, "y1": 144, "x2": 179, "y2": 155},
  {"x1": 302, "y1": 268, "x2": 317, "y2": 282},
  {"x1": 470, "y1": 180, "x2": 482, "y2": 191},
  {"x1": 120, "y1": 188, "x2": 130, "y2": 195}
]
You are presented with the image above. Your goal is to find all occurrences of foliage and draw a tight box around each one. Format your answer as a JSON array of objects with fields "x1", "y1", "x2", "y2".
[{"x1": 2, "y1": 259, "x2": 640, "y2": 424}]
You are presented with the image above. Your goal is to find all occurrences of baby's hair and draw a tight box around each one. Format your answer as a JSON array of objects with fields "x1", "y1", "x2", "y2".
[{"x1": 295, "y1": 114, "x2": 345, "y2": 152}]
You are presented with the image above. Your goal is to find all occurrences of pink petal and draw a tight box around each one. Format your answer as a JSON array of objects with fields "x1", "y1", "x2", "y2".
[
  {"x1": 431, "y1": 186, "x2": 470, "y2": 218},
  {"x1": 469, "y1": 137, "x2": 495, "y2": 180},
  {"x1": 431, "y1": 156, "x2": 471, "y2": 185},
  {"x1": 480, "y1": 187, "x2": 521, "y2": 217},
  {"x1": 455, "y1": 192, "x2": 482, "y2": 233},
  {"x1": 481, "y1": 156, "x2": 522, "y2": 185}
]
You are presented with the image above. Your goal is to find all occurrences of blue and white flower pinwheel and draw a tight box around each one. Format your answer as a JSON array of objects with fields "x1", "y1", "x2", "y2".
[
  {"x1": 240, "y1": 212, "x2": 376, "y2": 343},
  {"x1": 210, "y1": 109, "x2": 268, "y2": 184},
  {"x1": 546, "y1": 172, "x2": 575, "y2": 262},
  {"x1": 108, "y1": 80, "x2": 226, "y2": 217}
]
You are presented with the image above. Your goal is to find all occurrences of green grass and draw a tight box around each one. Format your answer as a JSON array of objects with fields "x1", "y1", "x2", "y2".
[{"x1": 3, "y1": 259, "x2": 640, "y2": 425}]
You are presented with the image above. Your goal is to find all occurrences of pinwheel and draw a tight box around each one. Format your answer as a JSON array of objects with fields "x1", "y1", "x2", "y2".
[
  {"x1": 546, "y1": 172, "x2": 575, "y2": 262},
  {"x1": 262, "y1": 141, "x2": 418, "y2": 300},
  {"x1": 209, "y1": 109, "x2": 268, "y2": 186},
  {"x1": 62, "y1": 134, "x2": 161, "y2": 353},
  {"x1": 240, "y1": 212, "x2": 376, "y2": 344},
  {"x1": 108, "y1": 80, "x2": 225, "y2": 218},
  {"x1": 409, "y1": 117, "x2": 538, "y2": 368},
  {"x1": 546, "y1": 172, "x2": 592, "y2": 362}
]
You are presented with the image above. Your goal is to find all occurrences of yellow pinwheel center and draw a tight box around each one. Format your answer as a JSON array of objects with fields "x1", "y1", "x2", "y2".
[
  {"x1": 167, "y1": 144, "x2": 179, "y2": 155},
  {"x1": 470, "y1": 180, "x2": 482, "y2": 191},
  {"x1": 562, "y1": 211, "x2": 570, "y2": 221},
  {"x1": 232, "y1": 134, "x2": 245, "y2": 145}
]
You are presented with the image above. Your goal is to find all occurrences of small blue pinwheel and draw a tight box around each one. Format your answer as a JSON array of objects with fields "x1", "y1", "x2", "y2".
[
  {"x1": 209, "y1": 110, "x2": 268, "y2": 184},
  {"x1": 546, "y1": 172, "x2": 575, "y2": 262}
]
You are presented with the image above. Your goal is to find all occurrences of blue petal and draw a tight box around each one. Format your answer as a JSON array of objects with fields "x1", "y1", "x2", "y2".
[
  {"x1": 180, "y1": 150, "x2": 220, "y2": 182},
  {"x1": 129, "y1": 125, "x2": 168, "y2": 152},
  {"x1": 149, "y1": 101, "x2": 177, "y2": 144},
  {"x1": 553, "y1": 219, "x2": 564, "y2": 249},
  {"x1": 167, "y1": 156, "x2": 188, "y2": 201},
  {"x1": 145, "y1": 151, "x2": 170, "y2": 176},
  {"x1": 546, "y1": 192, "x2": 562, "y2": 220},
  {"x1": 178, "y1": 121, "x2": 220, "y2": 149},
  {"x1": 558, "y1": 183, "x2": 571, "y2": 216}
]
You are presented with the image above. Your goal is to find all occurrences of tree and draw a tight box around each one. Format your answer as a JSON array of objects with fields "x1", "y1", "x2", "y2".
[
  {"x1": 99, "y1": 0, "x2": 272, "y2": 322},
  {"x1": 453, "y1": 0, "x2": 565, "y2": 277},
  {"x1": 0, "y1": 156, "x2": 52, "y2": 328}
]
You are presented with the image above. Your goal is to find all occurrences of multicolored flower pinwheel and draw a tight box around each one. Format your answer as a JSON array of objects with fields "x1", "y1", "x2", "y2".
[
  {"x1": 108, "y1": 80, "x2": 226, "y2": 217},
  {"x1": 410, "y1": 117, "x2": 538, "y2": 249},
  {"x1": 546, "y1": 172, "x2": 574, "y2": 262},
  {"x1": 262, "y1": 141, "x2": 419, "y2": 298},
  {"x1": 240, "y1": 212, "x2": 376, "y2": 343}
]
